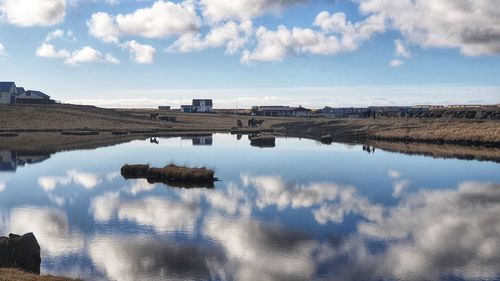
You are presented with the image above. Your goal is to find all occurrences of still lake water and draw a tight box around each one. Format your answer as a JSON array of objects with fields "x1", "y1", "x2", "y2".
[{"x1": 1, "y1": 134, "x2": 500, "y2": 281}]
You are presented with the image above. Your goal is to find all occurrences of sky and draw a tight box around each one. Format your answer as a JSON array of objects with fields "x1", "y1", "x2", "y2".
[{"x1": 0, "y1": 0, "x2": 500, "y2": 108}]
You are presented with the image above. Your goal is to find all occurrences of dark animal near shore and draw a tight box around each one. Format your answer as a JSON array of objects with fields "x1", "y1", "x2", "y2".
[
  {"x1": 150, "y1": 113, "x2": 159, "y2": 120},
  {"x1": 248, "y1": 118, "x2": 265, "y2": 127},
  {"x1": 237, "y1": 120, "x2": 243, "y2": 128},
  {"x1": 320, "y1": 135, "x2": 333, "y2": 144},
  {"x1": 0, "y1": 233, "x2": 41, "y2": 274}
]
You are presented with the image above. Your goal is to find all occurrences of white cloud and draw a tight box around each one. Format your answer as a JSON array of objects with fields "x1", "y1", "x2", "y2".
[
  {"x1": 168, "y1": 20, "x2": 253, "y2": 54},
  {"x1": 65, "y1": 46, "x2": 104, "y2": 65},
  {"x1": 200, "y1": 0, "x2": 306, "y2": 23},
  {"x1": 0, "y1": 0, "x2": 66, "y2": 27},
  {"x1": 242, "y1": 174, "x2": 383, "y2": 225},
  {"x1": 45, "y1": 29, "x2": 65, "y2": 42},
  {"x1": 36, "y1": 43, "x2": 70, "y2": 58},
  {"x1": 6, "y1": 207, "x2": 84, "y2": 257},
  {"x1": 389, "y1": 59, "x2": 404, "y2": 68},
  {"x1": 38, "y1": 170, "x2": 102, "y2": 191},
  {"x1": 394, "y1": 39, "x2": 411, "y2": 58},
  {"x1": 105, "y1": 53, "x2": 120, "y2": 64},
  {"x1": 120, "y1": 40, "x2": 156, "y2": 64},
  {"x1": 359, "y1": 0, "x2": 500, "y2": 56},
  {"x1": 0, "y1": 43, "x2": 6, "y2": 59},
  {"x1": 242, "y1": 12, "x2": 385, "y2": 63},
  {"x1": 87, "y1": 12, "x2": 120, "y2": 44},
  {"x1": 0, "y1": 181, "x2": 6, "y2": 192},
  {"x1": 356, "y1": 181, "x2": 500, "y2": 280},
  {"x1": 87, "y1": 0, "x2": 200, "y2": 43}
]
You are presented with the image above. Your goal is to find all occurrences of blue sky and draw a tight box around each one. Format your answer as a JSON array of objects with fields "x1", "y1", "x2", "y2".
[{"x1": 0, "y1": 0, "x2": 499, "y2": 108}]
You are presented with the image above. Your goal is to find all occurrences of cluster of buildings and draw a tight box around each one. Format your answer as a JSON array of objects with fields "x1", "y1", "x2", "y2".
[
  {"x1": 254, "y1": 106, "x2": 312, "y2": 117},
  {"x1": 0, "y1": 81, "x2": 53, "y2": 105}
]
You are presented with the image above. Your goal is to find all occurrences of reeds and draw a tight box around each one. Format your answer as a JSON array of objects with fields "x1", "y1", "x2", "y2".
[{"x1": 121, "y1": 164, "x2": 216, "y2": 187}]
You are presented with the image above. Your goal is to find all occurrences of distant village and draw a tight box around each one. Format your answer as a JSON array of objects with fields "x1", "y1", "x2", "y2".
[
  {"x1": 2, "y1": 81, "x2": 499, "y2": 120},
  {"x1": 0, "y1": 81, "x2": 53, "y2": 104},
  {"x1": 161, "y1": 98, "x2": 500, "y2": 120}
]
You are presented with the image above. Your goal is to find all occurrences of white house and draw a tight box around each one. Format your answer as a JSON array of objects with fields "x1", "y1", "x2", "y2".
[
  {"x1": 0, "y1": 82, "x2": 17, "y2": 104},
  {"x1": 181, "y1": 99, "x2": 213, "y2": 113},
  {"x1": 193, "y1": 99, "x2": 213, "y2": 112}
]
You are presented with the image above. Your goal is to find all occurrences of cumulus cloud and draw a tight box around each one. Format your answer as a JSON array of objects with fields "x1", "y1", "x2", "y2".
[
  {"x1": 6, "y1": 207, "x2": 84, "y2": 257},
  {"x1": 89, "y1": 236, "x2": 223, "y2": 281},
  {"x1": 36, "y1": 43, "x2": 70, "y2": 58},
  {"x1": 242, "y1": 174, "x2": 383, "y2": 225},
  {"x1": 0, "y1": 0, "x2": 66, "y2": 27},
  {"x1": 168, "y1": 20, "x2": 253, "y2": 54},
  {"x1": 200, "y1": 0, "x2": 306, "y2": 23},
  {"x1": 89, "y1": 193, "x2": 200, "y2": 234},
  {"x1": 242, "y1": 12, "x2": 385, "y2": 63},
  {"x1": 354, "y1": 181, "x2": 500, "y2": 280},
  {"x1": 87, "y1": 0, "x2": 200, "y2": 43},
  {"x1": 359, "y1": 0, "x2": 500, "y2": 56},
  {"x1": 389, "y1": 59, "x2": 404, "y2": 68},
  {"x1": 38, "y1": 170, "x2": 103, "y2": 191},
  {"x1": 120, "y1": 40, "x2": 156, "y2": 64},
  {"x1": 204, "y1": 216, "x2": 317, "y2": 281}
]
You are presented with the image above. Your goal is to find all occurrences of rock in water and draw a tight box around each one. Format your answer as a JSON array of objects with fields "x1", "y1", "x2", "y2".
[{"x1": 0, "y1": 233, "x2": 41, "y2": 274}]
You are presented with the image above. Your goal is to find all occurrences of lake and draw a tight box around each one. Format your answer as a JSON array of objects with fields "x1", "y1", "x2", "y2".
[{"x1": 1, "y1": 134, "x2": 499, "y2": 281}]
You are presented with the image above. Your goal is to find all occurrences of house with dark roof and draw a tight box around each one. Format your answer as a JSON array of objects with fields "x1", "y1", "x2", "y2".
[
  {"x1": 16, "y1": 90, "x2": 52, "y2": 104},
  {"x1": 256, "y1": 105, "x2": 311, "y2": 117},
  {"x1": 181, "y1": 99, "x2": 213, "y2": 113},
  {"x1": 0, "y1": 82, "x2": 17, "y2": 104}
]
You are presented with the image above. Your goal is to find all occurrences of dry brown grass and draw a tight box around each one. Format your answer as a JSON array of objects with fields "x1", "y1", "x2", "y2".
[
  {"x1": 121, "y1": 164, "x2": 215, "y2": 183},
  {"x1": 276, "y1": 118, "x2": 500, "y2": 145},
  {"x1": 148, "y1": 164, "x2": 215, "y2": 182},
  {"x1": 0, "y1": 268, "x2": 78, "y2": 281}
]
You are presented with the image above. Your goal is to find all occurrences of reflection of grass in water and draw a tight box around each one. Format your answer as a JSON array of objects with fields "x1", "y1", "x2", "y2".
[
  {"x1": 121, "y1": 164, "x2": 216, "y2": 188},
  {"x1": 0, "y1": 268, "x2": 79, "y2": 281},
  {"x1": 370, "y1": 140, "x2": 500, "y2": 163}
]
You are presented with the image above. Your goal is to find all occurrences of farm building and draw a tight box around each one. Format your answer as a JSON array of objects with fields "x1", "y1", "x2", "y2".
[
  {"x1": 320, "y1": 107, "x2": 371, "y2": 118},
  {"x1": 291, "y1": 106, "x2": 312, "y2": 117},
  {"x1": 0, "y1": 82, "x2": 17, "y2": 104},
  {"x1": 257, "y1": 106, "x2": 311, "y2": 117},
  {"x1": 16, "y1": 90, "x2": 52, "y2": 104}
]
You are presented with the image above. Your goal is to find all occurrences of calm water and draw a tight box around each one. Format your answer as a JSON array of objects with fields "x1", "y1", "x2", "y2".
[{"x1": 1, "y1": 134, "x2": 500, "y2": 281}]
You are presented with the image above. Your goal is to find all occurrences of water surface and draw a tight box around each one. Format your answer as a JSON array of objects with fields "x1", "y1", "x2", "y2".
[{"x1": 1, "y1": 134, "x2": 499, "y2": 281}]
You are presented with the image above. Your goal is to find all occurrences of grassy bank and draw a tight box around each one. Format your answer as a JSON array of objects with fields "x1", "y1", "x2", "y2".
[
  {"x1": 275, "y1": 118, "x2": 500, "y2": 147},
  {"x1": 0, "y1": 268, "x2": 78, "y2": 281}
]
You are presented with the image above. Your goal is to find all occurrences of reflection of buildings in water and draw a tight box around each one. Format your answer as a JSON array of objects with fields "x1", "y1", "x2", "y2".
[
  {"x1": 191, "y1": 136, "x2": 213, "y2": 146},
  {"x1": 0, "y1": 151, "x2": 51, "y2": 171}
]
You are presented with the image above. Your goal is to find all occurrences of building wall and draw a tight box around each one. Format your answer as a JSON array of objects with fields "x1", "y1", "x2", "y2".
[
  {"x1": 17, "y1": 92, "x2": 44, "y2": 99},
  {"x1": 0, "y1": 93, "x2": 14, "y2": 104}
]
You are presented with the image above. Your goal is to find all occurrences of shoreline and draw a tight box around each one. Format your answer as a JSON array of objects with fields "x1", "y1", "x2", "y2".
[{"x1": 0, "y1": 104, "x2": 499, "y2": 160}]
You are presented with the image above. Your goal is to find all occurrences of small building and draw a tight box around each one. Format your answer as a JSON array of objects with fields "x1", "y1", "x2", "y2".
[
  {"x1": 291, "y1": 106, "x2": 311, "y2": 117},
  {"x1": 320, "y1": 106, "x2": 370, "y2": 118},
  {"x1": 258, "y1": 106, "x2": 293, "y2": 117},
  {"x1": 192, "y1": 99, "x2": 213, "y2": 112},
  {"x1": 158, "y1": 106, "x2": 171, "y2": 110},
  {"x1": 0, "y1": 82, "x2": 17, "y2": 104},
  {"x1": 181, "y1": 99, "x2": 213, "y2": 113},
  {"x1": 16, "y1": 90, "x2": 51, "y2": 104},
  {"x1": 181, "y1": 105, "x2": 194, "y2": 113}
]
